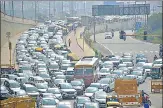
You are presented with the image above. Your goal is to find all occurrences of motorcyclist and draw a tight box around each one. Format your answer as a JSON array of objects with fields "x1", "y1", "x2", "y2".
[
  {"x1": 36, "y1": 93, "x2": 43, "y2": 108},
  {"x1": 154, "y1": 55, "x2": 158, "y2": 61},
  {"x1": 142, "y1": 90, "x2": 149, "y2": 103},
  {"x1": 111, "y1": 29, "x2": 114, "y2": 37}
]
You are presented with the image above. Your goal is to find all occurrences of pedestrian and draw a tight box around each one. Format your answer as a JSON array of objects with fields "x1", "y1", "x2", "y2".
[
  {"x1": 68, "y1": 39, "x2": 71, "y2": 47},
  {"x1": 153, "y1": 55, "x2": 158, "y2": 61},
  {"x1": 36, "y1": 93, "x2": 43, "y2": 108}
]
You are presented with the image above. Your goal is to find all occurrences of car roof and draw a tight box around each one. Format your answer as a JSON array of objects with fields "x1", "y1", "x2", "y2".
[{"x1": 23, "y1": 84, "x2": 35, "y2": 87}]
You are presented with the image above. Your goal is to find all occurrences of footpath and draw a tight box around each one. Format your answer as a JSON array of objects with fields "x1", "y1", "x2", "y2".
[{"x1": 66, "y1": 27, "x2": 95, "y2": 58}]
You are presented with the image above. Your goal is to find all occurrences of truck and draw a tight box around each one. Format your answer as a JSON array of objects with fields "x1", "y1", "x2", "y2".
[
  {"x1": 111, "y1": 79, "x2": 142, "y2": 107},
  {"x1": 0, "y1": 97, "x2": 35, "y2": 108},
  {"x1": 151, "y1": 65, "x2": 162, "y2": 79}
]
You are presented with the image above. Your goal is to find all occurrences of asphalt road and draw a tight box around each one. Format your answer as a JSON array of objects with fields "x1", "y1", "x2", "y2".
[
  {"x1": 91, "y1": 30, "x2": 160, "y2": 63},
  {"x1": 89, "y1": 31, "x2": 161, "y2": 108}
]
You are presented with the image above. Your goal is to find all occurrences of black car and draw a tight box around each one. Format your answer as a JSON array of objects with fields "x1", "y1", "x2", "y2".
[
  {"x1": 74, "y1": 96, "x2": 91, "y2": 108},
  {"x1": 58, "y1": 83, "x2": 77, "y2": 99},
  {"x1": 71, "y1": 80, "x2": 84, "y2": 95}
]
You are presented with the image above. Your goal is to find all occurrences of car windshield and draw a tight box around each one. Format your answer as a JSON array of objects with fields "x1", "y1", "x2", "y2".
[
  {"x1": 121, "y1": 58, "x2": 132, "y2": 62},
  {"x1": 42, "y1": 98, "x2": 57, "y2": 105},
  {"x1": 66, "y1": 71, "x2": 74, "y2": 75},
  {"x1": 99, "y1": 79, "x2": 110, "y2": 84},
  {"x1": 143, "y1": 65, "x2": 152, "y2": 69},
  {"x1": 100, "y1": 68, "x2": 109, "y2": 73},
  {"x1": 153, "y1": 60, "x2": 162, "y2": 64},
  {"x1": 95, "y1": 93, "x2": 106, "y2": 99},
  {"x1": 151, "y1": 68, "x2": 160, "y2": 73},
  {"x1": 90, "y1": 84, "x2": 100, "y2": 88},
  {"x1": 40, "y1": 74, "x2": 49, "y2": 78},
  {"x1": 113, "y1": 71, "x2": 123, "y2": 75},
  {"x1": 49, "y1": 65, "x2": 59, "y2": 69},
  {"x1": 36, "y1": 84, "x2": 48, "y2": 89},
  {"x1": 38, "y1": 64, "x2": 46, "y2": 68},
  {"x1": 85, "y1": 88, "x2": 98, "y2": 93},
  {"x1": 75, "y1": 68, "x2": 93, "y2": 75},
  {"x1": 26, "y1": 87, "x2": 38, "y2": 92},
  {"x1": 77, "y1": 98, "x2": 90, "y2": 104},
  {"x1": 61, "y1": 84, "x2": 73, "y2": 89},
  {"x1": 85, "y1": 103, "x2": 98, "y2": 108},
  {"x1": 71, "y1": 81, "x2": 82, "y2": 86},
  {"x1": 10, "y1": 82, "x2": 20, "y2": 88},
  {"x1": 18, "y1": 78, "x2": 28, "y2": 83},
  {"x1": 61, "y1": 65, "x2": 69, "y2": 70},
  {"x1": 131, "y1": 71, "x2": 142, "y2": 76},
  {"x1": 48, "y1": 89, "x2": 60, "y2": 94},
  {"x1": 123, "y1": 76, "x2": 135, "y2": 79}
]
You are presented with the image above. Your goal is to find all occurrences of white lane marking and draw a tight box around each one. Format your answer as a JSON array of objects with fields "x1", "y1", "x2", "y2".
[
  {"x1": 144, "y1": 50, "x2": 148, "y2": 53},
  {"x1": 96, "y1": 42, "x2": 114, "y2": 55},
  {"x1": 150, "y1": 51, "x2": 153, "y2": 53},
  {"x1": 155, "y1": 51, "x2": 158, "y2": 53},
  {"x1": 140, "y1": 51, "x2": 143, "y2": 53}
]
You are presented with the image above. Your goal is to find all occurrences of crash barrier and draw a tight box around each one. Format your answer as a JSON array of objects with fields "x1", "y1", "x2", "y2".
[
  {"x1": 0, "y1": 97, "x2": 35, "y2": 108},
  {"x1": 151, "y1": 80, "x2": 163, "y2": 93}
]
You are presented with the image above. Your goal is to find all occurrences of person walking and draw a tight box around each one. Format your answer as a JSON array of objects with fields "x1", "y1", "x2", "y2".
[{"x1": 68, "y1": 39, "x2": 71, "y2": 47}]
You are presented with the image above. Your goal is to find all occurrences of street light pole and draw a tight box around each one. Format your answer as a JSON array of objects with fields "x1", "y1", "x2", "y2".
[{"x1": 6, "y1": 32, "x2": 12, "y2": 67}]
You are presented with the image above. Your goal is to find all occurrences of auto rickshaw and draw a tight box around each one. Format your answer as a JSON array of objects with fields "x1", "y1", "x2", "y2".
[
  {"x1": 54, "y1": 44, "x2": 62, "y2": 50},
  {"x1": 106, "y1": 95, "x2": 122, "y2": 108}
]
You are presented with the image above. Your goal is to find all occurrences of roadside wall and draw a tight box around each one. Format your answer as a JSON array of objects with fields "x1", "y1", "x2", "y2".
[{"x1": 1, "y1": 12, "x2": 37, "y2": 47}]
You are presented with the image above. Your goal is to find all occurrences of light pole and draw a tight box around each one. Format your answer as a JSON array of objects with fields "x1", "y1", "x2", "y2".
[{"x1": 6, "y1": 32, "x2": 12, "y2": 67}]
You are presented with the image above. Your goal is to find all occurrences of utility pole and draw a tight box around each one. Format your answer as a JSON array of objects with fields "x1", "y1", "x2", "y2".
[
  {"x1": 61, "y1": 1, "x2": 63, "y2": 18},
  {"x1": 49, "y1": 1, "x2": 50, "y2": 20},
  {"x1": 6, "y1": 32, "x2": 12, "y2": 67},
  {"x1": 4, "y1": 1, "x2": 6, "y2": 16},
  {"x1": 22, "y1": 1, "x2": 24, "y2": 20},
  {"x1": 134, "y1": 1, "x2": 136, "y2": 32},
  {"x1": 93, "y1": 16, "x2": 96, "y2": 42},
  {"x1": 11, "y1": 1, "x2": 14, "y2": 19},
  {"x1": 53, "y1": 1, "x2": 55, "y2": 18},
  {"x1": 35, "y1": 1, "x2": 37, "y2": 22}
]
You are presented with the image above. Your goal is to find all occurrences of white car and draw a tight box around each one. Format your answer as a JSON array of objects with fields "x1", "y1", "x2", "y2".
[{"x1": 105, "y1": 32, "x2": 112, "y2": 39}]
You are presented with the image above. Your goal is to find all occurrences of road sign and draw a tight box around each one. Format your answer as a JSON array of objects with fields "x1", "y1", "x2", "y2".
[{"x1": 92, "y1": 4, "x2": 150, "y2": 16}]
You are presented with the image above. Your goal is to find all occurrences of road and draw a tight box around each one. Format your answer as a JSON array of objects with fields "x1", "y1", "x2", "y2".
[
  {"x1": 90, "y1": 31, "x2": 162, "y2": 108},
  {"x1": 91, "y1": 30, "x2": 159, "y2": 62}
]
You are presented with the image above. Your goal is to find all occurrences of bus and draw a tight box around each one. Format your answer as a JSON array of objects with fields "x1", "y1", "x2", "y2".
[{"x1": 74, "y1": 56, "x2": 99, "y2": 86}]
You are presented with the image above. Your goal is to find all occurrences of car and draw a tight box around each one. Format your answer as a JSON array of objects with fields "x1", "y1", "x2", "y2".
[
  {"x1": 46, "y1": 88, "x2": 62, "y2": 100},
  {"x1": 54, "y1": 79, "x2": 66, "y2": 87},
  {"x1": 98, "y1": 68, "x2": 112, "y2": 79},
  {"x1": 122, "y1": 53, "x2": 133, "y2": 58},
  {"x1": 1, "y1": 78, "x2": 8, "y2": 85},
  {"x1": 152, "y1": 59, "x2": 162, "y2": 67},
  {"x1": 13, "y1": 89, "x2": 27, "y2": 97},
  {"x1": 48, "y1": 62, "x2": 60, "y2": 74},
  {"x1": 131, "y1": 70, "x2": 146, "y2": 84},
  {"x1": 105, "y1": 32, "x2": 112, "y2": 39},
  {"x1": 105, "y1": 74, "x2": 119, "y2": 79},
  {"x1": 60, "y1": 64, "x2": 71, "y2": 73},
  {"x1": 71, "y1": 80, "x2": 84, "y2": 95},
  {"x1": 41, "y1": 97, "x2": 59, "y2": 108},
  {"x1": 34, "y1": 83, "x2": 48, "y2": 93},
  {"x1": 65, "y1": 67, "x2": 74, "y2": 83},
  {"x1": 92, "y1": 91, "x2": 107, "y2": 107},
  {"x1": 98, "y1": 78, "x2": 113, "y2": 93},
  {"x1": 102, "y1": 61, "x2": 114, "y2": 69},
  {"x1": 136, "y1": 57, "x2": 148, "y2": 63},
  {"x1": 59, "y1": 83, "x2": 77, "y2": 99},
  {"x1": 39, "y1": 73, "x2": 51, "y2": 82},
  {"x1": 119, "y1": 67, "x2": 130, "y2": 75},
  {"x1": 123, "y1": 62, "x2": 134, "y2": 71},
  {"x1": 112, "y1": 70, "x2": 125, "y2": 78},
  {"x1": 84, "y1": 102, "x2": 99, "y2": 108},
  {"x1": 15, "y1": 77, "x2": 28, "y2": 86},
  {"x1": 56, "y1": 101, "x2": 72, "y2": 108},
  {"x1": 74, "y1": 96, "x2": 91, "y2": 108},
  {"x1": 143, "y1": 63, "x2": 153, "y2": 76},
  {"x1": 21, "y1": 84, "x2": 39, "y2": 97},
  {"x1": 136, "y1": 62, "x2": 146, "y2": 68},
  {"x1": 84, "y1": 87, "x2": 99, "y2": 98},
  {"x1": 52, "y1": 72, "x2": 64, "y2": 77},
  {"x1": 28, "y1": 76, "x2": 47, "y2": 85},
  {"x1": 109, "y1": 57, "x2": 120, "y2": 68},
  {"x1": 3, "y1": 80, "x2": 21, "y2": 95},
  {"x1": 0, "y1": 85, "x2": 11, "y2": 100},
  {"x1": 1, "y1": 74, "x2": 18, "y2": 80},
  {"x1": 56, "y1": 75, "x2": 66, "y2": 80},
  {"x1": 89, "y1": 83, "x2": 102, "y2": 90},
  {"x1": 118, "y1": 63, "x2": 127, "y2": 68}
]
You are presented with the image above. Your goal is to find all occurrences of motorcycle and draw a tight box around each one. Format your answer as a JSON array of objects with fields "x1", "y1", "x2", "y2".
[{"x1": 143, "y1": 96, "x2": 152, "y2": 106}]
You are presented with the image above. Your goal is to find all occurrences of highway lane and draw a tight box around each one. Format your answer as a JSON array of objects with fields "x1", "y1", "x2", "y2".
[{"x1": 91, "y1": 30, "x2": 159, "y2": 63}]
